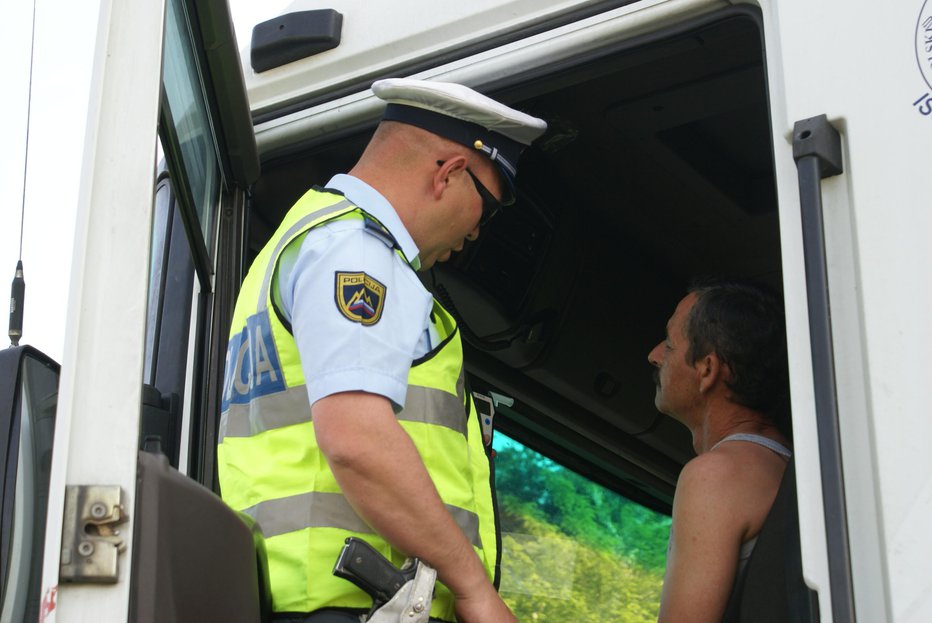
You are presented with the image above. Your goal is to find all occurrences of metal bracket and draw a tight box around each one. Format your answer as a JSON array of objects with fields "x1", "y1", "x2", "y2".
[
  {"x1": 472, "y1": 392, "x2": 496, "y2": 447},
  {"x1": 472, "y1": 391, "x2": 515, "y2": 447},
  {"x1": 60, "y1": 485, "x2": 128, "y2": 583},
  {"x1": 792, "y1": 114, "x2": 843, "y2": 178}
]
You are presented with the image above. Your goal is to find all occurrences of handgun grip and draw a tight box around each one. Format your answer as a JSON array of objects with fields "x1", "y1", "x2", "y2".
[{"x1": 333, "y1": 537, "x2": 409, "y2": 605}]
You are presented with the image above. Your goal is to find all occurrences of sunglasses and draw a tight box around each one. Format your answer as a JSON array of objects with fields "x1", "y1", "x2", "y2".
[{"x1": 438, "y1": 161, "x2": 514, "y2": 227}]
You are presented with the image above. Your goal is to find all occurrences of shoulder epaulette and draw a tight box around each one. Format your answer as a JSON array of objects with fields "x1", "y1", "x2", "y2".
[
  {"x1": 312, "y1": 185, "x2": 346, "y2": 197},
  {"x1": 362, "y1": 214, "x2": 399, "y2": 250}
]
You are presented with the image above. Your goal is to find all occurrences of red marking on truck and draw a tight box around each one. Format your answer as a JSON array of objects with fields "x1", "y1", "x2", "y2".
[{"x1": 39, "y1": 585, "x2": 58, "y2": 622}]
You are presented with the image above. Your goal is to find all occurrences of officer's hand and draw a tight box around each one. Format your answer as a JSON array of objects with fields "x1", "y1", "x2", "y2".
[{"x1": 454, "y1": 585, "x2": 516, "y2": 623}]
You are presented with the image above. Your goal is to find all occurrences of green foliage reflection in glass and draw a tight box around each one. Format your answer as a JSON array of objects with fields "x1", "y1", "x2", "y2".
[{"x1": 493, "y1": 433, "x2": 671, "y2": 622}]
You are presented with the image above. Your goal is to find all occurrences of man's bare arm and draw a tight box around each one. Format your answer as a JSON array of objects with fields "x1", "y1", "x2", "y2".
[{"x1": 658, "y1": 453, "x2": 746, "y2": 623}]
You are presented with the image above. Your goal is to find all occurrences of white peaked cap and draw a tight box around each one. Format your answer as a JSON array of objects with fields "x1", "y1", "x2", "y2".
[{"x1": 372, "y1": 78, "x2": 547, "y2": 193}]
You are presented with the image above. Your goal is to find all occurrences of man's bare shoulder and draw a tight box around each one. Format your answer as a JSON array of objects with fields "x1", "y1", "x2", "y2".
[
  {"x1": 667, "y1": 453, "x2": 747, "y2": 568},
  {"x1": 674, "y1": 451, "x2": 763, "y2": 527},
  {"x1": 675, "y1": 442, "x2": 787, "y2": 541},
  {"x1": 677, "y1": 443, "x2": 786, "y2": 490},
  {"x1": 677, "y1": 450, "x2": 747, "y2": 495},
  {"x1": 674, "y1": 452, "x2": 737, "y2": 512}
]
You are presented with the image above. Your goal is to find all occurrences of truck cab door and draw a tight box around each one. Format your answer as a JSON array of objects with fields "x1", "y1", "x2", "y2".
[
  {"x1": 35, "y1": 0, "x2": 259, "y2": 620},
  {"x1": 36, "y1": 0, "x2": 165, "y2": 619},
  {"x1": 762, "y1": 1, "x2": 932, "y2": 621}
]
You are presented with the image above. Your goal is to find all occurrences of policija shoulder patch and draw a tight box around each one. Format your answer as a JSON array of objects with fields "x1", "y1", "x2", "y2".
[{"x1": 335, "y1": 271, "x2": 386, "y2": 325}]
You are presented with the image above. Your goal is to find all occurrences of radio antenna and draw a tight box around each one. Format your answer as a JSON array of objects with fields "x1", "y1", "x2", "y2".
[{"x1": 9, "y1": 0, "x2": 38, "y2": 348}]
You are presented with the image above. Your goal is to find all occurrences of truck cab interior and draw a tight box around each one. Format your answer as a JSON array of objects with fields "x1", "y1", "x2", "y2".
[
  {"x1": 223, "y1": 6, "x2": 811, "y2": 618},
  {"x1": 245, "y1": 7, "x2": 780, "y2": 510}
]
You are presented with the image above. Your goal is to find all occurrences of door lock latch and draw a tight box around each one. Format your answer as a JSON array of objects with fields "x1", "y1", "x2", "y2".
[{"x1": 60, "y1": 485, "x2": 128, "y2": 583}]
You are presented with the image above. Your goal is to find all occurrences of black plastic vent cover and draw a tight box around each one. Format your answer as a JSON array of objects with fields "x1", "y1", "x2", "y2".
[{"x1": 251, "y1": 9, "x2": 343, "y2": 73}]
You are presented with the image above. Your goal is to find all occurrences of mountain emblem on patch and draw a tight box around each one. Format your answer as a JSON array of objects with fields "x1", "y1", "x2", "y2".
[{"x1": 335, "y1": 272, "x2": 386, "y2": 325}]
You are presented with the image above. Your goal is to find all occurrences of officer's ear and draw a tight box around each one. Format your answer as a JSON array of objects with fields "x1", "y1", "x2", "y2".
[{"x1": 432, "y1": 156, "x2": 468, "y2": 200}]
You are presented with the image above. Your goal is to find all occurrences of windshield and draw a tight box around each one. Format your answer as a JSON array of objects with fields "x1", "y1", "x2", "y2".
[{"x1": 494, "y1": 432, "x2": 670, "y2": 621}]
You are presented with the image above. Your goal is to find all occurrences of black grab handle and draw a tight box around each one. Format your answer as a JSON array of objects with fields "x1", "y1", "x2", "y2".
[{"x1": 792, "y1": 114, "x2": 855, "y2": 623}]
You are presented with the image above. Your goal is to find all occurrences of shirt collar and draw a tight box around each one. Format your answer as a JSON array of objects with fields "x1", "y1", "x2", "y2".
[{"x1": 325, "y1": 174, "x2": 421, "y2": 270}]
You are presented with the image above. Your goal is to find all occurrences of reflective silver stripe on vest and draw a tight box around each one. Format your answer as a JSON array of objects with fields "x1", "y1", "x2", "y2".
[
  {"x1": 242, "y1": 491, "x2": 482, "y2": 548},
  {"x1": 456, "y1": 365, "x2": 465, "y2": 404},
  {"x1": 399, "y1": 384, "x2": 467, "y2": 436},
  {"x1": 219, "y1": 385, "x2": 312, "y2": 440},
  {"x1": 257, "y1": 199, "x2": 355, "y2": 312},
  {"x1": 220, "y1": 383, "x2": 467, "y2": 440}
]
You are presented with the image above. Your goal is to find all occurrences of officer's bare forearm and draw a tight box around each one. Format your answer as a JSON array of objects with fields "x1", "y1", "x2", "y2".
[{"x1": 313, "y1": 391, "x2": 491, "y2": 597}]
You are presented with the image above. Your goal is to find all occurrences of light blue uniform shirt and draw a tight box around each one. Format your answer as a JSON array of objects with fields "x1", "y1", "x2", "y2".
[{"x1": 276, "y1": 174, "x2": 436, "y2": 410}]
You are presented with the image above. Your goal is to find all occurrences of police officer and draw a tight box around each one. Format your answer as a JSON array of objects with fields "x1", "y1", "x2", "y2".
[{"x1": 218, "y1": 78, "x2": 547, "y2": 623}]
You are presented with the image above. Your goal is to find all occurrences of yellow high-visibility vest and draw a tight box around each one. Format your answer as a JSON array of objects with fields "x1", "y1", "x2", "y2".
[{"x1": 217, "y1": 187, "x2": 499, "y2": 620}]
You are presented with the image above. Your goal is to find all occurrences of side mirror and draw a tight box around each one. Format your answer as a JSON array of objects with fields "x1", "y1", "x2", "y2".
[{"x1": 0, "y1": 346, "x2": 59, "y2": 622}]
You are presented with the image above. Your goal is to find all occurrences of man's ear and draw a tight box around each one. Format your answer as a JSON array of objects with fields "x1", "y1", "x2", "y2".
[
  {"x1": 432, "y1": 156, "x2": 467, "y2": 200},
  {"x1": 696, "y1": 352, "x2": 725, "y2": 394}
]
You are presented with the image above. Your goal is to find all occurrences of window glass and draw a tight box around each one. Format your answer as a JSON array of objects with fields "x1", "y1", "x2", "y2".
[
  {"x1": 162, "y1": 0, "x2": 220, "y2": 247},
  {"x1": 144, "y1": 171, "x2": 172, "y2": 385},
  {"x1": 494, "y1": 432, "x2": 671, "y2": 622},
  {"x1": 140, "y1": 145, "x2": 196, "y2": 468}
]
